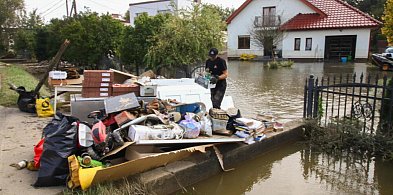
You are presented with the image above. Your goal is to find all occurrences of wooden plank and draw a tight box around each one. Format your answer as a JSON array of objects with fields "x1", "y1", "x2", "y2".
[{"x1": 135, "y1": 136, "x2": 245, "y2": 145}]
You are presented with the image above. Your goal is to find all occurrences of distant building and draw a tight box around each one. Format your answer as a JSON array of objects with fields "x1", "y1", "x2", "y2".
[
  {"x1": 226, "y1": 0, "x2": 381, "y2": 61},
  {"x1": 111, "y1": 13, "x2": 131, "y2": 26},
  {"x1": 128, "y1": 0, "x2": 201, "y2": 26}
]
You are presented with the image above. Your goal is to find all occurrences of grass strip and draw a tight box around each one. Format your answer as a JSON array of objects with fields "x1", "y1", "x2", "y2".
[{"x1": 0, "y1": 64, "x2": 50, "y2": 106}]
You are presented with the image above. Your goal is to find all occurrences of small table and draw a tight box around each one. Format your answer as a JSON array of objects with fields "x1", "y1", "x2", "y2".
[{"x1": 53, "y1": 85, "x2": 83, "y2": 113}]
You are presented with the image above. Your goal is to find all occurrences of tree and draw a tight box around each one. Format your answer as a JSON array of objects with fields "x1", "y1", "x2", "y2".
[
  {"x1": 343, "y1": 0, "x2": 386, "y2": 20},
  {"x1": 249, "y1": 13, "x2": 285, "y2": 58},
  {"x1": 202, "y1": 4, "x2": 235, "y2": 23},
  {"x1": 19, "y1": 9, "x2": 44, "y2": 29},
  {"x1": 382, "y1": 0, "x2": 393, "y2": 45},
  {"x1": 145, "y1": 4, "x2": 225, "y2": 77},
  {"x1": 35, "y1": 13, "x2": 125, "y2": 68},
  {"x1": 12, "y1": 9, "x2": 44, "y2": 59},
  {"x1": 0, "y1": 0, "x2": 24, "y2": 28},
  {"x1": 0, "y1": 0, "x2": 24, "y2": 55},
  {"x1": 124, "y1": 10, "x2": 130, "y2": 23},
  {"x1": 120, "y1": 13, "x2": 171, "y2": 73}
]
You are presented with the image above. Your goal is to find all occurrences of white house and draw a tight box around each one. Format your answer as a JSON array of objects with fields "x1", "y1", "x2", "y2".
[
  {"x1": 128, "y1": 0, "x2": 201, "y2": 26},
  {"x1": 226, "y1": 0, "x2": 381, "y2": 60}
]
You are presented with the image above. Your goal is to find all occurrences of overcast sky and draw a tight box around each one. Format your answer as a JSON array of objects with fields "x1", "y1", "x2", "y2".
[{"x1": 24, "y1": 0, "x2": 245, "y2": 22}]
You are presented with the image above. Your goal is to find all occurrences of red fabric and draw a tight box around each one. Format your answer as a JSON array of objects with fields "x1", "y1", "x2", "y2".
[
  {"x1": 102, "y1": 114, "x2": 117, "y2": 127},
  {"x1": 34, "y1": 138, "x2": 45, "y2": 168}
]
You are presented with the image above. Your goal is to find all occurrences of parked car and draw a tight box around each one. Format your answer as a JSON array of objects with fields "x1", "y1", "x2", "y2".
[{"x1": 371, "y1": 46, "x2": 393, "y2": 71}]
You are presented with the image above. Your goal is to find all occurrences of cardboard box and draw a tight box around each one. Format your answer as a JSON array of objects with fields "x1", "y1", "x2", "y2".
[
  {"x1": 125, "y1": 145, "x2": 164, "y2": 161},
  {"x1": 112, "y1": 84, "x2": 140, "y2": 96},
  {"x1": 89, "y1": 143, "x2": 215, "y2": 189}
]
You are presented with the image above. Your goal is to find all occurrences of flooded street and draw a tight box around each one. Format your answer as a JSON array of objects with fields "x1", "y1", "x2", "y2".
[
  {"x1": 226, "y1": 61, "x2": 393, "y2": 123},
  {"x1": 187, "y1": 143, "x2": 393, "y2": 195},
  {"x1": 184, "y1": 62, "x2": 393, "y2": 195}
]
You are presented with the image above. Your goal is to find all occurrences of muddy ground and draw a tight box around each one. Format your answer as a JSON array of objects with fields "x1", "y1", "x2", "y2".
[{"x1": 0, "y1": 106, "x2": 64, "y2": 195}]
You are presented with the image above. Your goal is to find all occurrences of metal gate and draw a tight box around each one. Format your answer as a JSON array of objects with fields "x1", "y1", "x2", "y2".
[{"x1": 304, "y1": 73, "x2": 393, "y2": 134}]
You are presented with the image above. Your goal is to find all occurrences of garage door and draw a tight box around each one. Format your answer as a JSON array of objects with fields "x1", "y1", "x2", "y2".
[{"x1": 325, "y1": 35, "x2": 357, "y2": 60}]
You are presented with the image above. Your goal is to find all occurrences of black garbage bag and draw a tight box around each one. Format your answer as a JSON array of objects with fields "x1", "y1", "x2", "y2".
[
  {"x1": 16, "y1": 86, "x2": 37, "y2": 113},
  {"x1": 34, "y1": 113, "x2": 79, "y2": 187}
]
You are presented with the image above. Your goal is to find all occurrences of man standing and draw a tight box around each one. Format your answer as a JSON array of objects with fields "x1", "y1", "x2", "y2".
[{"x1": 205, "y1": 48, "x2": 228, "y2": 109}]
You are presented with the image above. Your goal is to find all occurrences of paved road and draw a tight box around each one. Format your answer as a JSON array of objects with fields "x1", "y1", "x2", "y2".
[{"x1": 0, "y1": 107, "x2": 63, "y2": 195}]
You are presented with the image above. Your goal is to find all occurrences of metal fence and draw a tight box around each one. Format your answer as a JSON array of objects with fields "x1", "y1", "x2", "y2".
[{"x1": 304, "y1": 74, "x2": 393, "y2": 134}]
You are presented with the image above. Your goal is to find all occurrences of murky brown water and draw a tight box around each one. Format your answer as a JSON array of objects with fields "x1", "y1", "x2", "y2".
[
  {"x1": 226, "y1": 62, "x2": 393, "y2": 123},
  {"x1": 185, "y1": 143, "x2": 393, "y2": 195},
  {"x1": 182, "y1": 62, "x2": 393, "y2": 195}
]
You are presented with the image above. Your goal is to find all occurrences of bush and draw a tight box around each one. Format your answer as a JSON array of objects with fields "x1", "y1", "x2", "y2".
[
  {"x1": 267, "y1": 60, "x2": 294, "y2": 69},
  {"x1": 304, "y1": 119, "x2": 393, "y2": 161},
  {"x1": 280, "y1": 60, "x2": 294, "y2": 67},
  {"x1": 268, "y1": 61, "x2": 279, "y2": 69}
]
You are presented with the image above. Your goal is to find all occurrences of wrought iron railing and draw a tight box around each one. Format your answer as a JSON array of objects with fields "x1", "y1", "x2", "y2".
[
  {"x1": 254, "y1": 15, "x2": 281, "y2": 27},
  {"x1": 304, "y1": 74, "x2": 393, "y2": 134}
]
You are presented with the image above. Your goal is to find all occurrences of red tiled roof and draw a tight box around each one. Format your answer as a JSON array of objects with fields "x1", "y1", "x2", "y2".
[
  {"x1": 281, "y1": 0, "x2": 381, "y2": 30},
  {"x1": 226, "y1": 0, "x2": 382, "y2": 30},
  {"x1": 226, "y1": 0, "x2": 325, "y2": 24}
]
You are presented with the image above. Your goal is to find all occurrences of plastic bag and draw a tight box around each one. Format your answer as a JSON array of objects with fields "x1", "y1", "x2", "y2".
[
  {"x1": 36, "y1": 98, "x2": 54, "y2": 117},
  {"x1": 199, "y1": 115, "x2": 213, "y2": 137},
  {"x1": 179, "y1": 114, "x2": 201, "y2": 139},
  {"x1": 33, "y1": 138, "x2": 44, "y2": 168},
  {"x1": 34, "y1": 113, "x2": 79, "y2": 187}
]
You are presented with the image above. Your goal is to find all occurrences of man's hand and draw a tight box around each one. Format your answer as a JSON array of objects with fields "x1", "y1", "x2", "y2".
[{"x1": 210, "y1": 75, "x2": 219, "y2": 84}]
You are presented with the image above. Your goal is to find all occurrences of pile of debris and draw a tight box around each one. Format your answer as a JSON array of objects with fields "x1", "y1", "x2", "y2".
[{"x1": 9, "y1": 65, "x2": 284, "y2": 191}]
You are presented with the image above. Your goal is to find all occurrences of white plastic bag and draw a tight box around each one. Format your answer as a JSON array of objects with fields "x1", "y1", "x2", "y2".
[{"x1": 199, "y1": 116, "x2": 213, "y2": 137}]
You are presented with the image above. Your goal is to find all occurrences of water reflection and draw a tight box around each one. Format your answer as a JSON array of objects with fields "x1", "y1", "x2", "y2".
[
  {"x1": 226, "y1": 62, "x2": 393, "y2": 124},
  {"x1": 182, "y1": 62, "x2": 393, "y2": 195},
  {"x1": 301, "y1": 149, "x2": 378, "y2": 195},
  {"x1": 184, "y1": 144, "x2": 393, "y2": 195}
]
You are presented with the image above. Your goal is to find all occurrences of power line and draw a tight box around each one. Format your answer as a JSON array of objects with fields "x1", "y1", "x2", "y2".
[
  {"x1": 42, "y1": 2, "x2": 66, "y2": 17},
  {"x1": 85, "y1": 0, "x2": 122, "y2": 13},
  {"x1": 39, "y1": 0, "x2": 64, "y2": 15},
  {"x1": 37, "y1": 0, "x2": 63, "y2": 12}
]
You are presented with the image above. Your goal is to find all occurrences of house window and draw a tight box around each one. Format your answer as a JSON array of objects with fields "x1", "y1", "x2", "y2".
[
  {"x1": 158, "y1": 9, "x2": 171, "y2": 14},
  {"x1": 238, "y1": 35, "x2": 251, "y2": 49},
  {"x1": 263, "y1": 6, "x2": 276, "y2": 26},
  {"x1": 294, "y1": 38, "x2": 301, "y2": 51},
  {"x1": 305, "y1": 38, "x2": 312, "y2": 51},
  {"x1": 135, "y1": 12, "x2": 147, "y2": 17}
]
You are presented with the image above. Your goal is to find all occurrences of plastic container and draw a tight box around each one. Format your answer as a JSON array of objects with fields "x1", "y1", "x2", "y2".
[
  {"x1": 341, "y1": 57, "x2": 348, "y2": 63},
  {"x1": 211, "y1": 118, "x2": 227, "y2": 131},
  {"x1": 49, "y1": 71, "x2": 67, "y2": 80}
]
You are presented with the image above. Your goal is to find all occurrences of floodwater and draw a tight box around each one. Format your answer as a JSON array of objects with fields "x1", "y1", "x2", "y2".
[
  {"x1": 183, "y1": 62, "x2": 393, "y2": 195},
  {"x1": 186, "y1": 143, "x2": 393, "y2": 195},
  {"x1": 226, "y1": 61, "x2": 393, "y2": 123}
]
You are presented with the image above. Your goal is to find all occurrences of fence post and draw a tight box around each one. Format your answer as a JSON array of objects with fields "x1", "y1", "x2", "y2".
[
  {"x1": 313, "y1": 78, "x2": 319, "y2": 119},
  {"x1": 307, "y1": 75, "x2": 315, "y2": 118}
]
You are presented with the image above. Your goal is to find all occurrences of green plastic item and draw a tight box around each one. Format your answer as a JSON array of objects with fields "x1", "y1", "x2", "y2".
[
  {"x1": 347, "y1": 55, "x2": 352, "y2": 61},
  {"x1": 77, "y1": 156, "x2": 103, "y2": 168}
]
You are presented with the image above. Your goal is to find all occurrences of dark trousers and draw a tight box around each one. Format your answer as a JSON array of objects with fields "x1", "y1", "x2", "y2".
[{"x1": 210, "y1": 80, "x2": 227, "y2": 109}]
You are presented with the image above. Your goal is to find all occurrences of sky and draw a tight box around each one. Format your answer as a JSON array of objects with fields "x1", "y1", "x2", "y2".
[{"x1": 24, "y1": 0, "x2": 245, "y2": 22}]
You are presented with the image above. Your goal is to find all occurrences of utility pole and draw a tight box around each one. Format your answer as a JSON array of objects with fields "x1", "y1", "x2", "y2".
[
  {"x1": 66, "y1": 0, "x2": 77, "y2": 18},
  {"x1": 72, "y1": 0, "x2": 77, "y2": 17},
  {"x1": 66, "y1": 0, "x2": 69, "y2": 17}
]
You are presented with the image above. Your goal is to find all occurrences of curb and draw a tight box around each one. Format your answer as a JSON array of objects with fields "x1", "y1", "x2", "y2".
[{"x1": 133, "y1": 121, "x2": 305, "y2": 195}]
